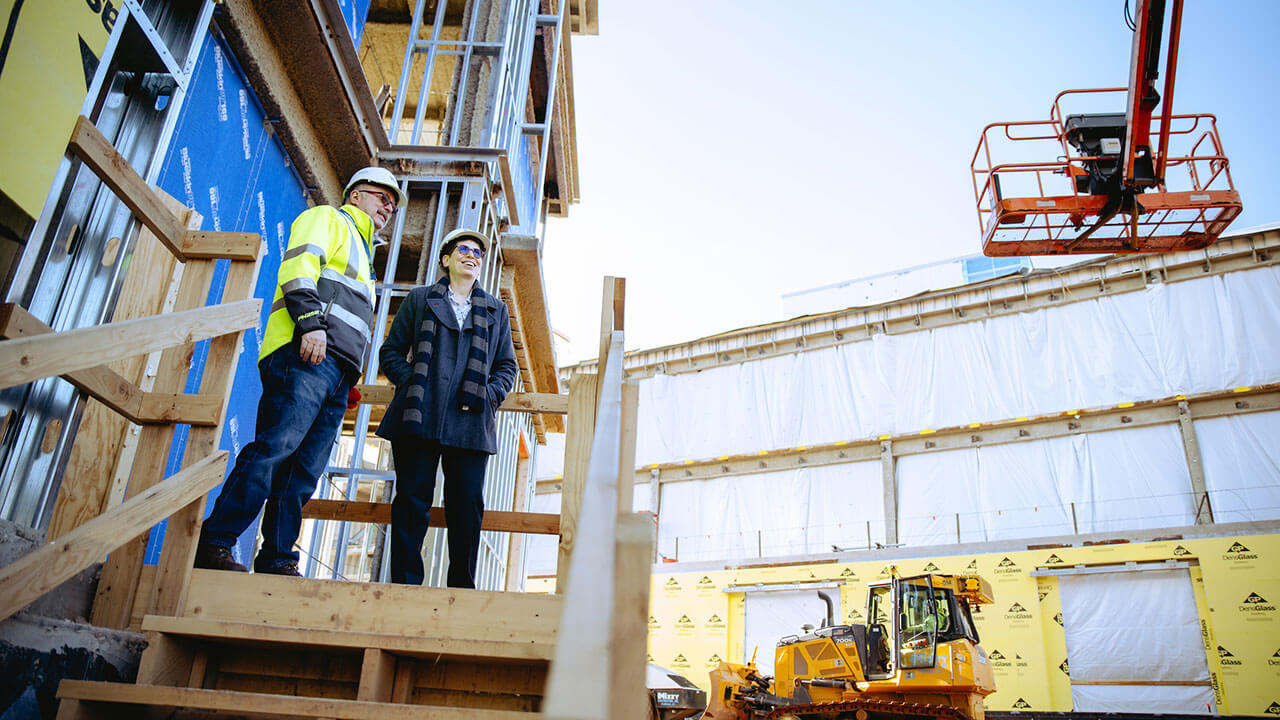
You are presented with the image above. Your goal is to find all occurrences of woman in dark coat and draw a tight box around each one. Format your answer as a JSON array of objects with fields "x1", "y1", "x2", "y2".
[{"x1": 376, "y1": 228, "x2": 518, "y2": 588}]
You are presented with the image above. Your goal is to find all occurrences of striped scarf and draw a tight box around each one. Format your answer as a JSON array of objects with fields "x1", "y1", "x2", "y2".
[{"x1": 399, "y1": 276, "x2": 494, "y2": 433}]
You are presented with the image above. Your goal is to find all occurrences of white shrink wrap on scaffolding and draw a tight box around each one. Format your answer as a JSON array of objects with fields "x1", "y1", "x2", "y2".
[
  {"x1": 1194, "y1": 410, "x2": 1280, "y2": 522},
  {"x1": 655, "y1": 462, "x2": 883, "y2": 562},
  {"x1": 633, "y1": 266, "x2": 1280, "y2": 469},
  {"x1": 895, "y1": 425, "x2": 1195, "y2": 546}
]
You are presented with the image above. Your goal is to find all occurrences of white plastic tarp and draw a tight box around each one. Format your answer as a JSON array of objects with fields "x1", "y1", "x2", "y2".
[
  {"x1": 657, "y1": 462, "x2": 884, "y2": 562},
  {"x1": 631, "y1": 267, "x2": 1280, "y2": 468},
  {"x1": 896, "y1": 425, "x2": 1196, "y2": 546},
  {"x1": 1194, "y1": 411, "x2": 1280, "y2": 522},
  {"x1": 1058, "y1": 568, "x2": 1213, "y2": 713},
  {"x1": 742, "y1": 589, "x2": 832, "y2": 676}
]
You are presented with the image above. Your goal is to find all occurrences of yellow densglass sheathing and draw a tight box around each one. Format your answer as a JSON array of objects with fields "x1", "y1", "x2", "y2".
[{"x1": 645, "y1": 532, "x2": 1280, "y2": 715}]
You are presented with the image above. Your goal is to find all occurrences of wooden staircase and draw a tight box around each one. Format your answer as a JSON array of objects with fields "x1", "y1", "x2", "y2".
[{"x1": 58, "y1": 571, "x2": 559, "y2": 718}]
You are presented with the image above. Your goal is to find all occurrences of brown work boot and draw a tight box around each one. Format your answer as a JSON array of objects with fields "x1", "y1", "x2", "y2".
[
  {"x1": 255, "y1": 560, "x2": 301, "y2": 577},
  {"x1": 193, "y1": 543, "x2": 248, "y2": 572}
]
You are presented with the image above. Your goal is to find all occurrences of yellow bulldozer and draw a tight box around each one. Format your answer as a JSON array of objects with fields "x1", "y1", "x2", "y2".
[{"x1": 702, "y1": 570, "x2": 996, "y2": 720}]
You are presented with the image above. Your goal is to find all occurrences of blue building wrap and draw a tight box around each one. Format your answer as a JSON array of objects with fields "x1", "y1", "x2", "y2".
[
  {"x1": 143, "y1": 30, "x2": 310, "y2": 566},
  {"x1": 334, "y1": 0, "x2": 372, "y2": 46}
]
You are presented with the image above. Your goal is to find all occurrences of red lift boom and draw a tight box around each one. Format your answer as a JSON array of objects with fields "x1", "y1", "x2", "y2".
[{"x1": 971, "y1": 0, "x2": 1241, "y2": 256}]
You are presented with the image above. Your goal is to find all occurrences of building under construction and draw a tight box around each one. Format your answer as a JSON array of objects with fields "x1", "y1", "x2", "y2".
[{"x1": 0, "y1": 2, "x2": 1278, "y2": 720}]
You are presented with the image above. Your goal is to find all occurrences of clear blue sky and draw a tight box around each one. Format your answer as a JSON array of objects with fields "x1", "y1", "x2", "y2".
[{"x1": 544, "y1": 1, "x2": 1280, "y2": 364}]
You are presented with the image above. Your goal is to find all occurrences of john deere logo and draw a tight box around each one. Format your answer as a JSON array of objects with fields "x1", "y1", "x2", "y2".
[
  {"x1": 1053, "y1": 612, "x2": 1063, "y2": 626},
  {"x1": 675, "y1": 614, "x2": 696, "y2": 630},
  {"x1": 648, "y1": 615, "x2": 660, "y2": 629},
  {"x1": 1045, "y1": 554, "x2": 1065, "y2": 564},
  {"x1": 1059, "y1": 659, "x2": 1069, "y2": 676},
  {"x1": 1172, "y1": 545, "x2": 1192, "y2": 556},
  {"x1": 922, "y1": 562, "x2": 940, "y2": 572},
  {"x1": 966, "y1": 559, "x2": 978, "y2": 571},
  {"x1": 1240, "y1": 592, "x2": 1276, "y2": 612},
  {"x1": 1224, "y1": 542, "x2": 1258, "y2": 561},
  {"x1": 1266, "y1": 702, "x2": 1280, "y2": 716},
  {"x1": 1218, "y1": 646, "x2": 1242, "y2": 666},
  {"x1": 1012, "y1": 699, "x2": 1032, "y2": 709}
]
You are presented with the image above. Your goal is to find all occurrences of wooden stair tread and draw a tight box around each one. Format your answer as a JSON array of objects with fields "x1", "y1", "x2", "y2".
[
  {"x1": 58, "y1": 681, "x2": 537, "y2": 719},
  {"x1": 141, "y1": 615, "x2": 553, "y2": 662}
]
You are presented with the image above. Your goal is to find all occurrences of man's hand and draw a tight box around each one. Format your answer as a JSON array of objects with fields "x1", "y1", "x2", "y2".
[{"x1": 299, "y1": 329, "x2": 327, "y2": 364}]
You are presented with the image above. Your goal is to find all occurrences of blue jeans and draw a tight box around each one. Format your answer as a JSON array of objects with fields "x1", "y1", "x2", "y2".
[
  {"x1": 200, "y1": 347, "x2": 351, "y2": 570},
  {"x1": 389, "y1": 439, "x2": 489, "y2": 588}
]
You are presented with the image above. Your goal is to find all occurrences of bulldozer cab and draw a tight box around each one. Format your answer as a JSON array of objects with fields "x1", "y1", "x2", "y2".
[{"x1": 863, "y1": 574, "x2": 981, "y2": 681}]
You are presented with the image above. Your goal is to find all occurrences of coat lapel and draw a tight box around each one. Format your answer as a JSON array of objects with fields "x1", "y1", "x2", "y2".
[{"x1": 426, "y1": 296, "x2": 459, "y2": 330}]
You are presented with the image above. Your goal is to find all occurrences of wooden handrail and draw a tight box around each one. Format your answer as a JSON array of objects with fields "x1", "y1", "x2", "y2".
[
  {"x1": 0, "y1": 299, "x2": 260, "y2": 391},
  {"x1": 0, "y1": 303, "x2": 223, "y2": 426},
  {"x1": 0, "y1": 451, "x2": 229, "y2": 622},
  {"x1": 300, "y1": 499, "x2": 560, "y2": 534},
  {"x1": 352, "y1": 384, "x2": 568, "y2": 414}
]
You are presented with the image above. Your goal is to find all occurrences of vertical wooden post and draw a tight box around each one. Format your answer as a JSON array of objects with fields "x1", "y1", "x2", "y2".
[
  {"x1": 1176, "y1": 399, "x2": 1213, "y2": 524},
  {"x1": 880, "y1": 440, "x2": 897, "y2": 545},
  {"x1": 505, "y1": 448, "x2": 533, "y2": 591},
  {"x1": 617, "y1": 380, "x2": 639, "y2": 514},
  {"x1": 596, "y1": 277, "x2": 625, "y2": 397},
  {"x1": 357, "y1": 648, "x2": 397, "y2": 702},
  {"x1": 610, "y1": 513, "x2": 655, "y2": 720},
  {"x1": 148, "y1": 249, "x2": 262, "y2": 618},
  {"x1": 557, "y1": 372, "x2": 597, "y2": 592}
]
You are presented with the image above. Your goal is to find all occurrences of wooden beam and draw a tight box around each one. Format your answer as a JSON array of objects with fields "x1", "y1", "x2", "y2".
[
  {"x1": 1176, "y1": 399, "x2": 1212, "y2": 524},
  {"x1": 617, "y1": 379, "x2": 638, "y2": 514},
  {"x1": 67, "y1": 116, "x2": 186, "y2": 259},
  {"x1": 56, "y1": 681, "x2": 536, "y2": 719},
  {"x1": 180, "y1": 570, "x2": 563, "y2": 643},
  {"x1": 180, "y1": 231, "x2": 262, "y2": 261},
  {"x1": 543, "y1": 333, "x2": 625, "y2": 718},
  {"x1": 0, "y1": 299, "x2": 260, "y2": 391},
  {"x1": 300, "y1": 500, "x2": 560, "y2": 535},
  {"x1": 556, "y1": 372, "x2": 597, "y2": 592},
  {"x1": 136, "y1": 393, "x2": 222, "y2": 426},
  {"x1": 357, "y1": 649, "x2": 396, "y2": 703},
  {"x1": 505, "y1": 453, "x2": 533, "y2": 591},
  {"x1": 881, "y1": 440, "x2": 898, "y2": 545},
  {"x1": 0, "y1": 451, "x2": 228, "y2": 623},
  {"x1": 498, "y1": 265, "x2": 546, "y2": 442},
  {"x1": 135, "y1": 631, "x2": 196, "y2": 687},
  {"x1": 609, "y1": 513, "x2": 655, "y2": 720},
  {"x1": 351, "y1": 384, "x2": 567, "y2": 414},
  {"x1": 596, "y1": 277, "x2": 624, "y2": 393},
  {"x1": 499, "y1": 235, "x2": 562, "y2": 431},
  {"x1": 140, "y1": 615, "x2": 555, "y2": 662}
]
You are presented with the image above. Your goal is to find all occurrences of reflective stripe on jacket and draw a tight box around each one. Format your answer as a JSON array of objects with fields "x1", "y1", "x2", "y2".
[{"x1": 260, "y1": 204, "x2": 376, "y2": 376}]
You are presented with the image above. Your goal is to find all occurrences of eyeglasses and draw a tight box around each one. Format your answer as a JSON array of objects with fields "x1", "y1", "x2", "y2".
[
  {"x1": 456, "y1": 244, "x2": 485, "y2": 259},
  {"x1": 358, "y1": 187, "x2": 397, "y2": 210}
]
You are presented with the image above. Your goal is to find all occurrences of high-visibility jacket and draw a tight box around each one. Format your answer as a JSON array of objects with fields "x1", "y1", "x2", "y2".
[{"x1": 260, "y1": 204, "x2": 376, "y2": 377}]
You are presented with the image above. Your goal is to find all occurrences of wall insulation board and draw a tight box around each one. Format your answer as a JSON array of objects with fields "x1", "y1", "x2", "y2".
[
  {"x1": 632, "y1": 531, "x2": 1280, "y2": 715},
  {"x1": 141, "y1": 30, "x2": 308, "y2": 565}
]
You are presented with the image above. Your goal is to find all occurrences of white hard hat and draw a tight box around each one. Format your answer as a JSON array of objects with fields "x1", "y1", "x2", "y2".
[{"x1": 343, "y1": 167, "x2": 407, "y2": 208}]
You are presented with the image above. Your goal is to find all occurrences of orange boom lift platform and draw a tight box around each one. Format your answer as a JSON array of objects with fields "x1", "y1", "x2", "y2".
[{"x1": 971, "y1": 0, "x2": 1242, "y2": 256}]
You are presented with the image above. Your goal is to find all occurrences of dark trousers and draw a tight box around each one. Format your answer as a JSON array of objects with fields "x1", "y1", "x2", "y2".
[
  {"x1": 389, "y1": 439, "x2": 489, "y2": 588},
  {"x1": 200, "y1": 347, "x2": 351, "y2": 571}
]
